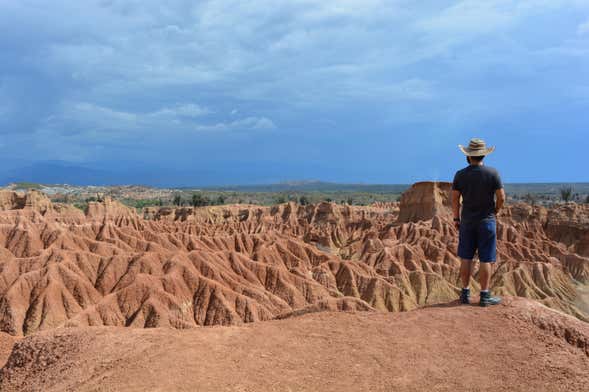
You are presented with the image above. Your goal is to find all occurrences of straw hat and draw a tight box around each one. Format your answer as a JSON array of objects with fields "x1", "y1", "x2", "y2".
[{"x1": 458, "y1": 138, "x2": 495, "y2": 156}]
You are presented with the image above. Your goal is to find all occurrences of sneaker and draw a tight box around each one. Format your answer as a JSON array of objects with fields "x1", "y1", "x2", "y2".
[
  {"x1": 479, "y1": 291, "x2": 501, "y2": 307},
  {"x1": 460, "y1": 288, "x2": 470, "y2": 305}
]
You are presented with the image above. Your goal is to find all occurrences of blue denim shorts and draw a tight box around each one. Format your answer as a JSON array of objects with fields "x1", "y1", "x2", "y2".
[{"x1": 458, "y1": 218, "x2": 497, "y2": 262}]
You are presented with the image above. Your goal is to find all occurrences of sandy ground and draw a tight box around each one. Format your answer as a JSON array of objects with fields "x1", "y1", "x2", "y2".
[{"x1": 0, "y1": 298, "x2": 588, "y2": 392}]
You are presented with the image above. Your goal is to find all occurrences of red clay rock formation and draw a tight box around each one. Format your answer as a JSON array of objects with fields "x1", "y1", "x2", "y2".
[
  {"x1": 0, "y1": 185, "x2": 587, "y2": 337},
  {"x1": 84, "y1": 196, "x2": 137, "y2": 220},
  {"x1": 544, "y1": 203, "x2": 589, "y2": 257},
  {"x1": 0, "y1": 191, "x2": 25, "y2": 211},
  {"x1": 0, "y1": 190, "x2": 54, "y2": 214},
  {"x1": 397, "y1": 181, "x2": 452, "y2": 223}
]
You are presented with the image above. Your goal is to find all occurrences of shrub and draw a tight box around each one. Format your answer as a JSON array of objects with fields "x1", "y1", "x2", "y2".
[
  {"x1": 173, "y1": 194, "x2": 182, "y2": 206},
  {"x1": 559, "y1": 186, "x2": 573, "y2": 202},
  {"x1": 191, "y1": 193, "x2": 209, "y2": 207},
  {"x1": 73, "y1": 202, "x2": 87, "y2": 211},
  {"x1": 523, "y1": 193, "x2": 537, "y2": 206}
]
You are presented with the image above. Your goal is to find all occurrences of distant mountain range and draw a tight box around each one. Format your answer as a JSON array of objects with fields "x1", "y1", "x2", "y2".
[
  {"x1": 1, "y1": 161, "x2": 209, "y2": 188},
  {"x1": 0, "y1": 161, "x2": 356, "y2": 188},
  {"x1": 2, "y1": 161, "x2": 113, "y2": 186},
  {"x1": 1, "y1": 161, "x2": 588, "y2": 194}
]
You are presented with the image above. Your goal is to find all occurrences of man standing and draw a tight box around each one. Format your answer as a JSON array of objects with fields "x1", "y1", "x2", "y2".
[{"x1": 452, "y1": 138, "x2": 505, "y2": 307}]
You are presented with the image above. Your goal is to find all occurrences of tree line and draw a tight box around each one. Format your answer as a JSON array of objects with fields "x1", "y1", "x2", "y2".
[{"x1": 172, "y1": 193, "x2": 227, "y2": 207}]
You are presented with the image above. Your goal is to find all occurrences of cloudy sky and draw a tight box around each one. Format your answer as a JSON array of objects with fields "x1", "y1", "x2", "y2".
[{"x1": 1, "y1": 0, "x2": 588, "y2": 185}]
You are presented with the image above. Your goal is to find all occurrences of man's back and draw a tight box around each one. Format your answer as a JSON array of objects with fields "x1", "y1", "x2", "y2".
[{"x1": 452, "y1": 165, "x2": 502, "y2": 223}]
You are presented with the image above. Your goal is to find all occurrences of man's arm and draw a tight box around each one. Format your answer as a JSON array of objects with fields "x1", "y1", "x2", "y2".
[
  {"x1": 495, "y1": 188, "x2": 505, "y2": 215},
  {"x1": 451, "y1": 171, "x2": 461, "y2": 229},
  {"x1": 452, "y1": 190, "x2": 461, "y2": 228}
]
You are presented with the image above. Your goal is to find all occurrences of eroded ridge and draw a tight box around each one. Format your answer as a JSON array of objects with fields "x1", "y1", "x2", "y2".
[{"x1": 0, "y1": 183, "x2": 587, "y2": 336}]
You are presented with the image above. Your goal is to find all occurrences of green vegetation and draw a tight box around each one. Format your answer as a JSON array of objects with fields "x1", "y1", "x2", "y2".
[
  {"x1": 560, "y1": 186, "x2": 573, "y2": 202},
  {"x1": 172, "y1": 194, "x2": 183, "y2": 206},
  {"x1": 112, "y1": 190, "x2": 403, "y2": 210},
  {"x1": 121, "y1": 198, "x2": 163, "y2": 210},
  {"x1": 12, "y1": 182, "x2": 43, "y2": 190},
  {"x1": 39, "y1": 182, "x2": 589, "y2": 210},
  {"x1": 523, "y1": 193, "x2": 537, "y2": 206},
  {"x1": 73, "y1": 202, "x2": 88, "y2": 211},
  {"x1": 274, "y1": 195, "x2": 286, "y2": 204},
  {"x1": 191, "y1": 193, "x2": 209, "y2": 207}
]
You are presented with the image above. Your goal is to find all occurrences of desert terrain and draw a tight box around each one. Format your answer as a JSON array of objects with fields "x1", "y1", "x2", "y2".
[{"x1": 0, "y1": 181, "x2": 588, "y2": 391}]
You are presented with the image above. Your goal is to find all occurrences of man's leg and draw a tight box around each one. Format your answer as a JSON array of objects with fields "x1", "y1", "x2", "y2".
[
  {"x1": 459, "y1": 260, "x2": 472, "y2": 304},
  {"x1": 460, "y1": 258, "x2": 473, "y2": 288},
  {"x1": 457, "y1": 222, "x2": 476, "y2": 304},
  {"x1": 478, "y1": 262, "x2": 492, "y2": 291},
  {"x1": 478, "y1": 219, "x2": 501, "y2": 307}
]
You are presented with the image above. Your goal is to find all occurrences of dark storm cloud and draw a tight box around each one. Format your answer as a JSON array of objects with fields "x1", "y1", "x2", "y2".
[{"x1": 0, "y1": 0, "x2": 588, "y2": 184}]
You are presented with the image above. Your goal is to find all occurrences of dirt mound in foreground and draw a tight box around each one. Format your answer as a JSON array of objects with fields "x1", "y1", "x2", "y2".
[{"x1": 0, "y1": 298, "x2": 587, "y2": 392}]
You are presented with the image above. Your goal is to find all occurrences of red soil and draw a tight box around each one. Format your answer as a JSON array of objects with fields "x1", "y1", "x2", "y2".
[{"x1": 0, "y1": 298, "x2": 587, "y2": 392}]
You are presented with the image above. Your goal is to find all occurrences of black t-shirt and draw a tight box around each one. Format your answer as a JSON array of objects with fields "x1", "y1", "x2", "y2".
[{"x1": 452, "y1": 165, "x2": 503, "y2": 223}]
